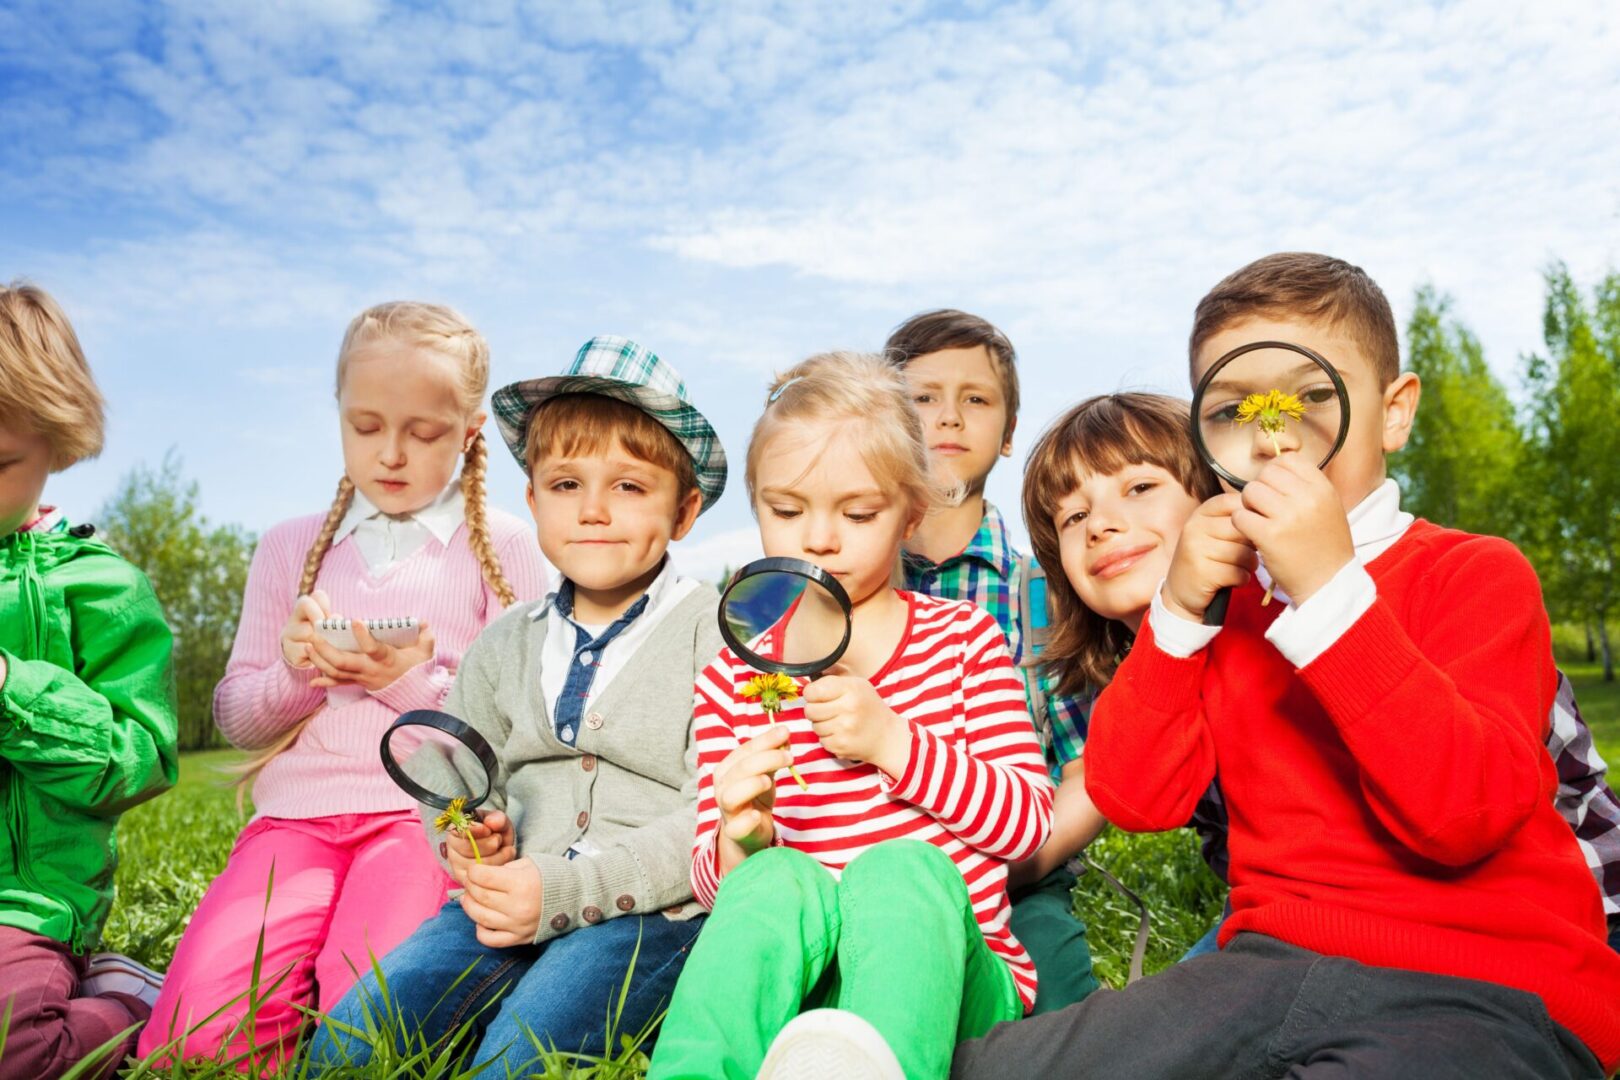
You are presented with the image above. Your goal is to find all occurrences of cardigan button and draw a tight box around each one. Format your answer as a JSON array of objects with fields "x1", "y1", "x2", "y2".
[
  {"x1": 577, "y1": 810, "x2": 589, "y2": 828},
  {"x1": 550, "y1": 913, "x2": 570, "y2": 931},
  {"x1": 586, "y1": 712, "x2": 605, "y2": 730},
  {"x1": 615, "y1": 894, "x2": 635, "y2": 912},
  {"x1": 583, "y1": 905, "x2": 603, "y2": 924},
  {"x1": 581, "y1": 754, "x2": 597, "y2": 772}
]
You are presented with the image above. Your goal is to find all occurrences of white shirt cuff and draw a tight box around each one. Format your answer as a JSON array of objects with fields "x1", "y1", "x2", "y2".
[
  {"x1": 1265, "y1": 560, "x2": 1376, "y2": 668},
  {"x1": 1148, "y1": 585, "x2": 1221, "y2": 659}
]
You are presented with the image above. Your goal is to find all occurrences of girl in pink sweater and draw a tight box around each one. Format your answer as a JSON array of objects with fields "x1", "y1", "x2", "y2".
[{"x1": 139, "y1": 302, "x2": 547, "y2": 1066}]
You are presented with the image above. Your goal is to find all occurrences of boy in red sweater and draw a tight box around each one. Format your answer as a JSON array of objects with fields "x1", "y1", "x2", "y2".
[{"x1": 950, "y1": 253, "x2": 1620, "y2": 1080}]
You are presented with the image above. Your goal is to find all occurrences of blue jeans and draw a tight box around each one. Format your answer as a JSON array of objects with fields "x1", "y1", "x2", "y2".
[
  {"x1": 1181, "y1": 901, "x2": 1230, "y2": 961},
  {"x1": 308, "y1": 899, "x2": 705, "y2": 1075}
]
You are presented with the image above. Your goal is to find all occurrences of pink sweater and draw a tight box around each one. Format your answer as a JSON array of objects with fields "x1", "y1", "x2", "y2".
[{"x1": 216, "y1": 507, "x2": 547, "y2": 819}]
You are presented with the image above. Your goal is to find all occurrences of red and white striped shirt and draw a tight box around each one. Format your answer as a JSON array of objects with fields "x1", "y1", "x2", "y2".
[{"x1": 691, "y1": 590, "x2": 1054, "y2": 1011}]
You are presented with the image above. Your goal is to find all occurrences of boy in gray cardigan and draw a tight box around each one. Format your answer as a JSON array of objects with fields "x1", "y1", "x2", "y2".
[{"x1": 312, "y1": 337, "x2": 728, "y2": 1075}]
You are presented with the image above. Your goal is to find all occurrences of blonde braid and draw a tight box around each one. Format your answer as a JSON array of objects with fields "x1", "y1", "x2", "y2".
[
  {"x1": 461, "y1": 432, "x2": 516, "y2": 607},
  {"x1": 228, "y1": 475, "x2": 354, "y2": 796},
  {"x1": 299, "y1": 476, "x2": 356, "y2": 597}
]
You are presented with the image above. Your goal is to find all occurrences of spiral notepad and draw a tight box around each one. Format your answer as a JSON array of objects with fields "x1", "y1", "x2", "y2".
[{"x1": 315, "y1": 616, "x2": 420, "y2": 652}]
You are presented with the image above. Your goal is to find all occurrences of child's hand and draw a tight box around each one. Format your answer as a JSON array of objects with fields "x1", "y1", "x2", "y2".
[
  {"x1": 307, "y1": 620, "x2": 437, "y2": 692},
  {"x1": 1163, "y1": 494, "x2": 1258, "y2": 622},
  {"x1": 1232, "y1": 455, "x2": 1355, "y2": 606},
  {"x1": 715, "y1": 726, "x2": 791, "y2": 863},
  {"x1": 802, "y1": 670, "x2": 912, "y2": 776},
  {"x1": 444, "y1": 810, "x2": 517, "y2": 877},
  {"x1": 458, "y1": 857, "x2": 543, "y2": 948},
  {"x1": 280, "y1": 591, "x2": 332, "y2": 668}
]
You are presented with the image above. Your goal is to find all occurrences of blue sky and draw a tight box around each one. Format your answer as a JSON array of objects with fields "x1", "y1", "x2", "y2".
[{"x1": 4, "y1": 0, "x2": 1619, "y2": 579}]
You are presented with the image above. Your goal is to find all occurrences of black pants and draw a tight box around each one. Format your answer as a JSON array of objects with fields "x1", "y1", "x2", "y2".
[{"x1": 950, "y1": 933, "x2": 1603, "y2": 1079}]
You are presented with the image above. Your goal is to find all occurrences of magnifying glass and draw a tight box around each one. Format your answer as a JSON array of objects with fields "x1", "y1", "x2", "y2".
[
  {"x1": 718, "y1": 556, "x2": 854, "y2": 788},
  {"x1": 380, "y1": 709, "x2": 500, "y2": 859},
  {"x1": 1190, "y1": 340, "x2": 1351, "y2": 626}
]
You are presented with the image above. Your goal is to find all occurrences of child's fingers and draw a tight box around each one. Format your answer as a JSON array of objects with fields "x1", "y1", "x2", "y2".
[
  {"x1": 801, "y1": 698, "x2": 839, "y2": 723},
  {"x1": 725, "y1": 745, "x2": 793, "y2": 786},
  {"x1": 350, "y1": 620, "x2": 391, "y2": 662},
  {"x1": 717, "y1": 773, "x2": 776, "y2": 818},
  {"x1": 308, "y1": 636, "x2": 366, "y2": 673},
  {"x1": 474, "y1": 924, "x2": 524, "y2": 949},
  {"x1": 723, "y1": 808, "x2": 768, "y2": 843},
  {"x1": 310, "y1": 590, "x2": 333, "y2": 616},
  {"x1": 457, "y1": 892, "x2": 511, "y2": 931}
]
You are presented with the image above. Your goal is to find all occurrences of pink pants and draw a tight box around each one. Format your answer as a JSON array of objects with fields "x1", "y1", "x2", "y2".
[{"x1": 137, "y1": 810, "x2": 451, "y2": 1066}]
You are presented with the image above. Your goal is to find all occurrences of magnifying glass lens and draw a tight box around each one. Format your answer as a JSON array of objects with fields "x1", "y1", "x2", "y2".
[
  {"x1": 721, "y1": 570, "x2": 848, "y2": 670},
  {"x1": 386, "y1": 722, "x2": 488, "y2": 806},
  {"x1": 1196, "y1": 346, "x2": 1346, "y2": 486}
]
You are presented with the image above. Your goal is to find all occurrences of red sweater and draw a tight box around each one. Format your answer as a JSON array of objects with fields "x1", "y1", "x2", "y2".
[{"x1": 1086, "y1": 521, "x2": 1620, "y2": 1069}]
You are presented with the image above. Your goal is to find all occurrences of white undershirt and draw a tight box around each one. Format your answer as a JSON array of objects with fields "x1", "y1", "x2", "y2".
[{"x1": 334, "y1": 483, "x2": 465, "y2": 574}]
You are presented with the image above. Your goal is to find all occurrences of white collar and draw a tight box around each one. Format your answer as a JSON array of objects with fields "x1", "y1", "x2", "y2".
[
  {"x1": 334, "y1": 481, "x2": 465, "y2": 548},
  {"x1": 1256, "y1": 478, "x2": 1413, "y2": 602},
  {"x1": 1345, "y1": 477, "x2": 1414, "y2": 565},
  {"x1": 533, "y1": 557, "x2": 680, "y2": 622}
]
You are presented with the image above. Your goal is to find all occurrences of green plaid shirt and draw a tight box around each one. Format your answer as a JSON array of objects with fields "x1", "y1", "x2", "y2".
[{"x1": 901, "y1": 502, "x2": 1092, "y2": 776}]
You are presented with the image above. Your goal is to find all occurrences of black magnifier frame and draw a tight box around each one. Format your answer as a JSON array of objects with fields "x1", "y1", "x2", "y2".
[
  {"x1": 1190, "y1": 340, "x2": 1352, "y2": 626},
  {"x1": 718, "y1": 556, "x2": 854, "y2": 679},
  {"x1": 379, "y1": 709, "x2": 499, "y2": 811},
  {"x1": 1190, "y1": 340, "x2": 1351, "y2": 492}
]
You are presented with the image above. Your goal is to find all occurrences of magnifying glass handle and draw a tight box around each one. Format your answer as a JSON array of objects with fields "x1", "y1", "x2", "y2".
[{"x1": 1203, "y1": 587, "x2": 1231, "y2": 627}]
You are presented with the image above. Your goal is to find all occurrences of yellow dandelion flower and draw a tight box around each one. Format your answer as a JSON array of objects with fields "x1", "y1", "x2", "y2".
[
  {"x1": 739, "y1": 671, "x2": 809, "y2": 791},
  {"x1": 1235, "y1": 390, "x2": 1307, "y2": 454},
  {"x1": 433, "y1": 796, "x2": 483, "y2": 863},
  {"x1": 741, "y1": 672, "x2": 800, "y2": 713}
]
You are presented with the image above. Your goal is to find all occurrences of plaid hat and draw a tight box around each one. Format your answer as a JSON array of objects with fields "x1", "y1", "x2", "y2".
[{"x1": 492, "y1": 336, "x2": 727, "y2": 513}]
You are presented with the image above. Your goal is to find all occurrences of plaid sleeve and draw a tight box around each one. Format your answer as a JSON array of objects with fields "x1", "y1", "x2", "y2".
[
  {"x1": 1547, "y1": 670, "x2": 1620, "y2": 916},
  {"x1": 1042, "y1": 671, "x2": 1094, "y2": 769}
]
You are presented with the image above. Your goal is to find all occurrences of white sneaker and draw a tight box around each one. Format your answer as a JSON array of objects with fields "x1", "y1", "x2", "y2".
[
  {"x1": 756, "y1": 1009, "x2": 906, "y2": 1080},
  {"x1": 81, "y1": 952, "x2": 164, "y2": 1008}
]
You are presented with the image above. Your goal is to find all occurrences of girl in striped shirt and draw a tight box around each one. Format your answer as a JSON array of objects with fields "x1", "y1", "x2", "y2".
[
  {"x1": 649, "y1": 352, "x2": 1053, "y2": 1080},
  {"x1": 139, "y1": 302, "x2": 547, "y2": 1066}
]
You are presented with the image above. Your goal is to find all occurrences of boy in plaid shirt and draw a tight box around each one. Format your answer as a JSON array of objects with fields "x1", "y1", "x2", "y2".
[{"x1": 886, "y1": 310, "x2": 1101, "y2": 1013}]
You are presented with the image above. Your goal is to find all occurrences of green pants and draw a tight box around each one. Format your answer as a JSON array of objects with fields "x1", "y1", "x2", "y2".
[
  {"x1": 1007, "y1": 866, "x2": 1101, "y2": 1014},
  {"x1": 648, "y1": 841, "x2": 1022, "y2": 1080}
]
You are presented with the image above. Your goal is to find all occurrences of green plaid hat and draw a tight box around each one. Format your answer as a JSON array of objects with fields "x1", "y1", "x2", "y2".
[{"x1": 492, "y1": 336, "x2": 727, "y2": 513}]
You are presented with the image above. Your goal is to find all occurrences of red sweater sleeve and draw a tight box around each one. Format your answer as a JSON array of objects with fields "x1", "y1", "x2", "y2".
[
  {"x1": 1083, "y1": 621, "x2": 1218, "y2": 833},
  {"x1": 1298, "y1": 537, "x2": 1552, "y2": 866}
]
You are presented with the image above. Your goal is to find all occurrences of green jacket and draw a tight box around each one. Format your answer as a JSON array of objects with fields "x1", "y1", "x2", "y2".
[{"x1": 0, "y1": 521, "x2": 178, "y2": 950}]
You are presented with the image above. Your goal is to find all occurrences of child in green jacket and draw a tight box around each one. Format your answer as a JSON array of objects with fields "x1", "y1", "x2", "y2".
[{"x1": 0, "y1": 282, "x2": 179, "y2": 1080}]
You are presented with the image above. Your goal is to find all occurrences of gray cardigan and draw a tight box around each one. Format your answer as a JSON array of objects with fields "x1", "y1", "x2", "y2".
[{"x1": 429, "y1": 583, "x2": 721, "y2": 943}]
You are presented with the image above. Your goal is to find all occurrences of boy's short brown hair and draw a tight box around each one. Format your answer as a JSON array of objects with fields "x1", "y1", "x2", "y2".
[
  {"x1": 0, "y1": 282, "x2": 106, "y2": 469},
  {"x1": 1190, "y1": 253, "x2": 1400, "y2": 386},
  {"x1": 1023, "y1": 393, "x2": 1220, "y2": 694},
  {"x1": 525, "y1": 392, "x2": 698, "y2": 503},
  {"x1": 883, "y1": 309, "x2": 1020, "y2": 436}
]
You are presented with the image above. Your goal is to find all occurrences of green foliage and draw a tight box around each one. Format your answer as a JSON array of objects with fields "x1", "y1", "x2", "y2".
[
  {"x1": 1392, "y1": 285, "x2": 1524, "y2": 542},
  {"x1": 97, "y1": 452, "x2": 257, "y2": 748},
  {"x1": 1074, "y1": 828, "x2": 1227, "y2": 988},
  {"x1": 1522, "y1": 264, "x2": 1620, "y2": 680}
]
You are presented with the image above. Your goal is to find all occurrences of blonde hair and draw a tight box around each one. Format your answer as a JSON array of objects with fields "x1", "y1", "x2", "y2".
[
  {"x1": 746, "y1": 351, "x2": 949, "y2": 521},
  {"x1": 238, "y1": 301, "x2": 515, "y2": 787},
  {"x1": 1022, "y1": 393, "x2": 1220, "y2": 695},
  {"x1": 0, "y1": 282, "x2": 106, "y2": 469}
]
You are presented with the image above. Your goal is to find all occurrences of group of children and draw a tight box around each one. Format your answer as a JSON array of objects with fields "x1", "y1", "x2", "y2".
[{"x1": 3, "y1": 251, "x2": 1620, "y2": 1080}]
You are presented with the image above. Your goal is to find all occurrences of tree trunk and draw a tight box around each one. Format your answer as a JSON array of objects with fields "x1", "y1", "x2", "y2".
[
  {"x1": 1589, "y1": 619, "x2": 1599, "y2": 663},
  {"x1": 1602, "y1": 619, "x2": 1615, "y2": 683}
]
